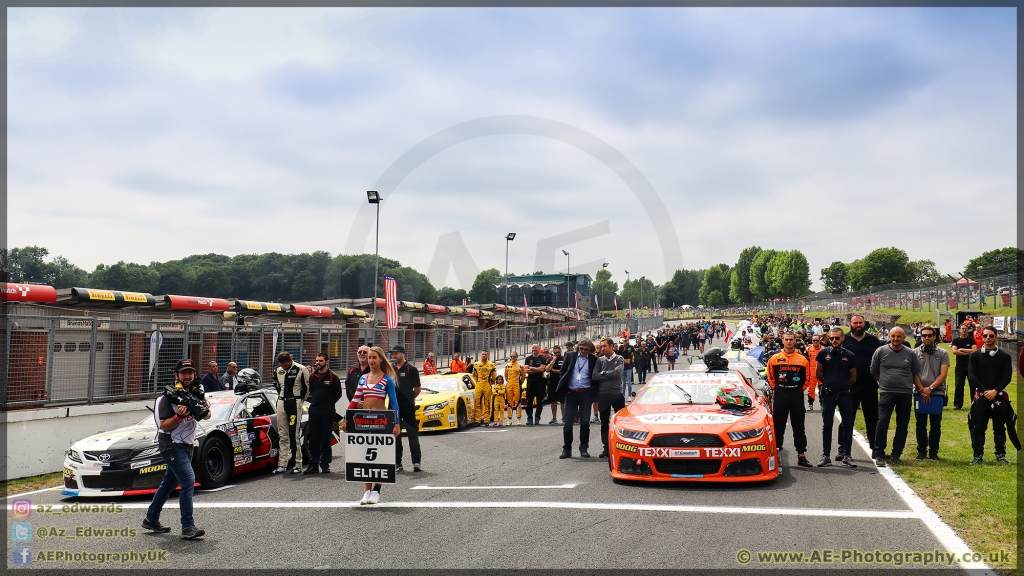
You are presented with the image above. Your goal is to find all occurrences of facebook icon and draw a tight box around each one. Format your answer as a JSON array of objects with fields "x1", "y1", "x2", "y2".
[{"x1": 12, "y1": 546, "x2": 32, "y2": 565}]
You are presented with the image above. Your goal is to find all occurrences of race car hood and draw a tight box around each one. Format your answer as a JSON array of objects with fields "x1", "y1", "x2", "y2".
[
  {"x1": 415, "y1": 391, "x2": 459, "y2": 406},
  {"x1": 616, "y1": 402, "x2": 766, "y2": 435},
  {"x1": 70, "y1": 423, "x2": 158, "y2": 453}
]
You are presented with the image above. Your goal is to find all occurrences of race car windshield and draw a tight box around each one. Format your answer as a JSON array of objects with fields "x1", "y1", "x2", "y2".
[
  {"x1": 634, "y1": 381, "x2": 753, "y2": 405},
  {"x1": 421, "y1": 379, "x2": 460, "y2": 393}
]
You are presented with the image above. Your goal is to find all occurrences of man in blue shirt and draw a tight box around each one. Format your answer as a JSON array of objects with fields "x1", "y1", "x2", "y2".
[
  {"x1": 816, "y1": 328, "x2": 858, "y2": 468},
  {"x1": 555, "y1": 338, "x2": 598, "y2": 459},
  {"x1": 201, "y1": 361, "x2": 223, "y2": 393}
]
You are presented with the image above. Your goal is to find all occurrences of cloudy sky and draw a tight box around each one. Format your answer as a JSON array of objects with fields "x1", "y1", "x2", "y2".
[{"x1": 8, "y1": 7, "x2": 1016, "y2": 291}]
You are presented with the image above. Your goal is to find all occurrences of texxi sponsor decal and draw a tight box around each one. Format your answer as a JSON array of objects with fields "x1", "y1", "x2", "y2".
[
  {"x1": 636, "y1": 413, "x2": 741, "y2": 424},
  {"x1": 615, "y1": 442, "x2": 638, "y2": 453},
  {"x1": 741, "y1": 444, "x2": 766, "y2": 452},
  {"x1": 138, "y1": 464, "x2": 166, "y2": 474},
  {"x1": 704, "y1": 447, "x2": 741, "y2": 458}
]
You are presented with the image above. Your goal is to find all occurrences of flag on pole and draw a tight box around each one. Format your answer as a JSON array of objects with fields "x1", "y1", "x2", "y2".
[
  {"x1": 383, "y1": 275, "x2": 399, "y2": 329},
  {"x1": 574, "y1": 292, "x2": 580, "y2": 321},
  {"x1": 594, "y1": 294, "x2": 599, "y2": 310},
  {"x1": 523, "y1": 294, "x2": 529, "y2": 324},
  {"x1": 614, "y1": 297, "x2": 618, "y2": 315},
  {"x1": 627, "y1": 301, "x2": 632, "y2": 317}
]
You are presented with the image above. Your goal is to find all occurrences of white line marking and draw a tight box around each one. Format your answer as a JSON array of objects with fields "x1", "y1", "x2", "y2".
[
  {"x1": 6, "y1": 500, "x2": 921, "y2": 518},
  {"x1": 411, "y1": 484, "x2": 577, "y2": 490},
  {"x1": 201, "y1": 484, "x2": 236, "y2": 492},
  {"x1": 5, "y1": 486, "x2": 63, "y2": 499},
  {"x1": 461, "y1": 429, "x2": 510, "y2": 433},
  {"x1": 839, "y1": 413, "x2": 995, "y2": 574}
]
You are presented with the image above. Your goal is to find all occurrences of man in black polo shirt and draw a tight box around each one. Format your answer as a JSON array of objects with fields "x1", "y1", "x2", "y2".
[
  {"x1": 816, "y1": 328, "x2": 858, "y2": 467},
  {"x1": 523, "y1": 344, "x2": 548, "y2": 425},
  {"x1": 546, "y1": 346, "x2": 565, "y2": 425},
  {"x1": 345, "y1": 346, "x2": 371, "y2": 402},
  {"x1": 842, "y1": 315, "x2": 882, "y2": 454},
  {"x1": 304, "y1": 353, "x2": 341, "y2": 474},
  {"x1": 950, "y1": 324, "x2": 977, "y2": 410},
  {"x1": 391, "y1": 346, "x2": 422, "y2": 472}
]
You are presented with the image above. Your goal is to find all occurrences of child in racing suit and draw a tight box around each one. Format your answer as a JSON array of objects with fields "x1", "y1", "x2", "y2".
[{"x1": 491, "y1": 375, "x2": 507, "y2": 426}]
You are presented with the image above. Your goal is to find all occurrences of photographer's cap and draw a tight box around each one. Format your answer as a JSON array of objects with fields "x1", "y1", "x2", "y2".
[
  {"x1": 390, "y1": 345, "x2": 406, "y2": 354},
  {"x1": 175, "y1": 359, "x2": 197, "y2": 373}
]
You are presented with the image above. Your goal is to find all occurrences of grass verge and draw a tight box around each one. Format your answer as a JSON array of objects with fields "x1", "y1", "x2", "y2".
[
  {"x1": 847, "y1": 342, "x2": 1017, "y2": 572},
  {"x1": 2, "y1": 471, "x2": 63, "y2": 497}
]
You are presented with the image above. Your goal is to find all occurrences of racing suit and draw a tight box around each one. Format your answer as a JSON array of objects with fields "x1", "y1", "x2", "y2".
[
  {"x1": 273, "y1": 363, "x2": 310, "y2": 469},
  {"x1": 491, "y1": 379, "x2": 507, "y2": 424},
  {"x1": 766, "y1": 350, "x2": 810, "y2": 454},
  {"x1": 504, "y1": 361, "x2": 524, "y2": 423},
  {"x1": 804, "y1": 343, "x2": 824, "y2": 408},
  {"x1": 471, "y1": 360, "x2": 496, "y2": 425}
]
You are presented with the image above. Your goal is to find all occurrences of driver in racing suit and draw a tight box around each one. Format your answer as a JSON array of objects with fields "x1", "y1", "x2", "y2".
[
  {"x1": 471, "y1": 350, "x2": 497, "y2": 426},
  {"x1": 504, "y1": 352, "x2": 525, "y2": 425},
  {"x1": 766, "y1": 331, "x2": 812, "y2": 468},
  {"x1": 271, "y1": 351, "x2": 309, "y2": 474}
]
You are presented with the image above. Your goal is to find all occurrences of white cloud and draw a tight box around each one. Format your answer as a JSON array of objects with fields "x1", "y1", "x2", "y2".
[{"x1": 7, "y1": 8, "x2": 79, "y2": 55}]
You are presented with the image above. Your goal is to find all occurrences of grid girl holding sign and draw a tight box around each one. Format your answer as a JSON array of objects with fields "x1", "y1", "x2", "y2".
[{"x1": 343, "y1": 346, "x2": 402, "y2": 505}]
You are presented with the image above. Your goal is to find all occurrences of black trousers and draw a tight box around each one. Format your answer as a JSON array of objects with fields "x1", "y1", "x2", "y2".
[
  {"x1": 953, "y1": 370, "x2": 972, "y2": 409},
  {"x1": 305, "y1": 409, "x2": 335, "y2": 467},
  {"x1": 849, "y1": 386, "x2": 879, "y2": 451},
  {"x1": 562, "y1": 390, "x2": 593, "y2": 451},
  {"x1": 971, "y1": 410, "x2": 1007, "y2": 458},
  {"x1": 772, "y1": 388, "x2": 807, "y2": 453},
  {"x1": 395, "y1": 405, "x2": 421, "y2": 465},
  {"x1": 525, "y1": 380, "x2": 546, "y2": 419},
  {"x1": 874, "y1": 392, "x2": 912, "y2": 458},
  {"x1": 598, "y1": 394, "x2": 626, "y2": 451},
  {"x1": 915, "y1": 410, "x2": 942, "y2": 457},
  {"x1": 637, "y1": 364, "x2": 649, "y2": 385}
]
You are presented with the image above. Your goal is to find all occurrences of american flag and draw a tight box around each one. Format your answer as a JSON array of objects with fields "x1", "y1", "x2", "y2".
[
  {"x1": 627, "y1": 301, "x2": 632, "y2": 317},
  {"x1": 594, "y1": 294, "x2": 599, "y2": 310},
  {"x1": 574, "y1": 292, "x2": 580, "y2": 321},
  {"x1": 383, "y1": 275, "x2": 399, "y2": 329},
  {"x1": 523, "y1": 294, "x2": 529, "y2": 324}
]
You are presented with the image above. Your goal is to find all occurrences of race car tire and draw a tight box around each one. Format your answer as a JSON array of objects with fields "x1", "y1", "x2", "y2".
[
  {"x1": 198, "y1": 436, "x2": 232, "y2": 489},
  {"x1": 456, "y1": 401, "x2": 468, "y2": 430}
]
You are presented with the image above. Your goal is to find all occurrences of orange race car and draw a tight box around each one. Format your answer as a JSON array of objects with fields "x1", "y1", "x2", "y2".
[{"x1": 609, "y1": 367, "x2": 778, "y2": 483}]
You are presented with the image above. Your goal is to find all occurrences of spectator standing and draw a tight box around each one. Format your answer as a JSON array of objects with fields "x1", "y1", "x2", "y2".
[
  {"x1": 664, "y1": 342, "x2": 679, "y2": 371},
  {"x1": 636, "y1": 342, "x2": 652, "y2": 386},
  {"x1": 271, "y1": 352, "x2": 309, "y2": 474},
  {"x1": 423, "y1": 353, "x2": 438, "y2": 375},
  {"x1": 555, "y1": 338, "x2": 598, "y2": 459},
  {"x1": 950, "y1": 325, "x2": 977, "y2": 410},
  {"x1": 201, "y1": 361, "x2": 223, "y2": 393},
  {"x1": 869, "y1": 327, "x2": 923, "y2": 467},
  {"x1": 345, "y1": 346, "x2": 371, "y2": 402},
  {"x1": 943, "y1": 319, "x2": 953, "y2": 343},
  {"x1": 450, "y1": 353, "x2": 466, "y2": 373},
  {"x1": 546, "y1": 346, "x2": 565, "y2": 425},
  {"x1": 220, "y1": 362, "x2": 238, "y2": 390},
  {"x1": 142, "y1": 359, "x2": 209, "y2": 540},
  {"x1": 618, "y1": 339, "x2": 635, "y2": 398},
  {"x1": 390, "y1": 345, "x2": 422, "y2": 472},
  {"x1": 523, "y1": 344, "x2": 547, "y2": 425},
  {"x1": 843, "y1": 315, "x2": 883, "y2": 455},
  {"x1": 470, "y1": 350, "x2": 497, "y2": 426},
  {"x1": 815, "y1": 328, "x2": 858, "y2": 467},
  {"x1": 968, "y1": 326, "x2": 1015, "y2": 465},
  {"x1": 765, "y1": 331, "x2": 812, "y2": 467},
  {"x1": 304, "y1": 353, "x2": 341, "y2": 474},
  {"x1": 593, "y1": 338, "x2": 625, "y2": 459},
  {"x1": 913, "y1": 327, "x2": 949, "y2": 461}
]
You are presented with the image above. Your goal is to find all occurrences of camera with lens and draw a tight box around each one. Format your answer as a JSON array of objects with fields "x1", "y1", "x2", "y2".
[{"x1": 163, "y1": 384, "x2": 211, "y2": 420}]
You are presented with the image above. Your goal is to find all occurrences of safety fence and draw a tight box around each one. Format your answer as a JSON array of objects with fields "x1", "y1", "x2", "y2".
[{"x1": 1, "y1": 314, "x2": 663, "y2": 409}]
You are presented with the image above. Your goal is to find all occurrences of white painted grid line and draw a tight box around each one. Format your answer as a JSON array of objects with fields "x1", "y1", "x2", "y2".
[{"x1": 411, "y1": 484, "x2": 577, "y2": 490}]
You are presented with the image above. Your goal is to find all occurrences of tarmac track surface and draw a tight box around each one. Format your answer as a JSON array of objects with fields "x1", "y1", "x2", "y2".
[{"x1": 4, "y1": 328, "x2": 981, "y2": 572}]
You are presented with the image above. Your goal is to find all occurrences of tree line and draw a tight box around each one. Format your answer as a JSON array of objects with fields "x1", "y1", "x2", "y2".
[{"x1": 818, "y1": 247, "x2": 1022, "y2": 294}]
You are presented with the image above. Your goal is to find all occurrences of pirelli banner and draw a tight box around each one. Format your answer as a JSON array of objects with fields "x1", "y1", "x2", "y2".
[
  {"x1": 70, "y1": 287, "x2": 156, "y2": 307},
  {"x1": 232, "y1": 300, "x2": 285, "y2": 313}
]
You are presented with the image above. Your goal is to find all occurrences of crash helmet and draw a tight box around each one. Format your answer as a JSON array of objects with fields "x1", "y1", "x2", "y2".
[
  {"x1": 703, "y1": 347, "x2": 730, "y2": 371},
  {"x1": 234, "y1": 368, "x2": 262, "y2": 393}
]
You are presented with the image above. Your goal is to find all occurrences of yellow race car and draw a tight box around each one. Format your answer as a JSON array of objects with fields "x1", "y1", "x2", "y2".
[{"x1": 413, "y1": 373, "x2": 478, "y2": 432}]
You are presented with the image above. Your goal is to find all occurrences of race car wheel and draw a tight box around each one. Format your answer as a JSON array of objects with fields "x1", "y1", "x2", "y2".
[
  {"x1": 456, "y1": 401, "x2": 468, "y2": 429},
  {"x1": 199, "y1": 436, "x2": 231, "y2": 489}
]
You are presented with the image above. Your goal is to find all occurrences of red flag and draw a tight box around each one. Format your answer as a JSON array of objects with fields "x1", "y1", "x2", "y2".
[
  {"x1": 383, "y1": 275, "x2": 399, "y2": 329},
  {"x1": 614, "y1": 297, "x2": 619, "y2": 315},
  {"x1": 627, "y1": 301, "x2": 632, "y2": 317},
  {"x1": 523, "y1": 294, "x2": 529, "y2": 324}
]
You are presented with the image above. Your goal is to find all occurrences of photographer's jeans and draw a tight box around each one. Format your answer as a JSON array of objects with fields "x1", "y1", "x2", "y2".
[
  {"x1": 621, "y1": 368, "x2": 633, "y2": 397},
  {"x1": 147, "y1": 446, "x2": 196, "y2": 529}
]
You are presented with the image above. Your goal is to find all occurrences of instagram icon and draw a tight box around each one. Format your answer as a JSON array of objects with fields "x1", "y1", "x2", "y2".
[{"x1": 11, "y1": 499, "x2": 32, "y2": 519}]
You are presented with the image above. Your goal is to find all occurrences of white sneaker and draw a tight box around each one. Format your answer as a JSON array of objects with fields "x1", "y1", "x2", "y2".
[
  {"x1": 359, "y1": 490, "x2": 371, "y2": 505},
  {"x1": 367, "y1": 491, "x2": 381, "y2": 505}
]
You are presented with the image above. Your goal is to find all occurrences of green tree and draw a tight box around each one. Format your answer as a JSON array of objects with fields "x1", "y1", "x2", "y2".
[
  {"x1": 469, "y1": 268, "x2": 500, "y2": 304},
  {"x1": 591, "y1": 269, "x2": 619, "y2": 310},
  {"x1": 728, "y1": 246, "x2": 761, "y2": 304},
  {"x1": 153, "y1": 262, "x2": 195, "y2": 295},
  {"x1": 620, "y1": 277, "x2": 656, "y2": 308},
  {"x1": 848, "y1": 247, "x2": 914, "y2": 290},
  {"x1": 436, "y1": 287, "x2": 468, "y2": 306},
  {"x1": 820, "y1": 261, "x2": 849, "y2": 294},
  {"x1": 90, "y1": 261, "x2": 160, "y2": 293},
  {"x1": 964, "y1": 247, "x2": 1024, "y2": 275},
  {"x1": 908, "y1": 259, "x2": 943, "y2": 284},
  {"x1": 699, "y1": 265, "x2": 731, "y2": 305},
  {"x1": 766, "y1": 250, "x2": 812, "y2": 298},
  {"x1": 706, "y1": 290, "x2": 725, "y2": 307},
  {"x1": 749, "y1": 249, "x2": 779, "y2": 301},
  {"x1": 48, "y1": 256, "x2": 89, "y2": 288}
]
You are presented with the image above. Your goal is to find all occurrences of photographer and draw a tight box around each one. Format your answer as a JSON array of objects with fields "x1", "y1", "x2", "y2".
[{"x1": 142, "y1": 359, "x2": 209, "y2": 540}]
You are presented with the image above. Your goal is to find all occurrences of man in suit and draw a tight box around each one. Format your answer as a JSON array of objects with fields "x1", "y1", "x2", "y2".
[{"x1": 555, "y1": 337, "x2": 598, "y2": 459}]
